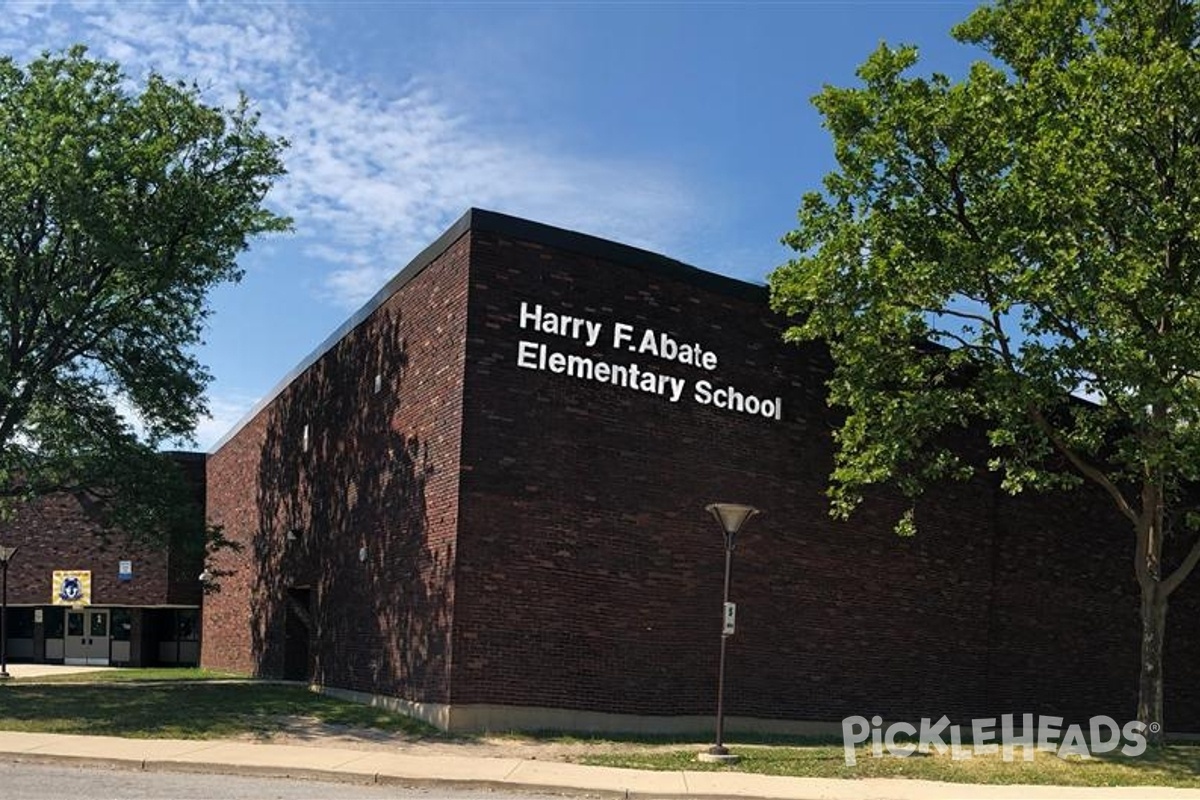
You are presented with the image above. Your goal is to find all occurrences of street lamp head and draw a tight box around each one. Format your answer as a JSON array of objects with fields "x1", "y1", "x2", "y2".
[
  {"x1": 706, "y1": 503, "x2": 759, "y2": 550},
  {"x1": 0, "y1": 545, "x2": 17, "y2": 564}
]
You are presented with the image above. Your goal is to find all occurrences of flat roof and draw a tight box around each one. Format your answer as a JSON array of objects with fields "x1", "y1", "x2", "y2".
[{"x1": 209, "y1": 208, "x2": 767, "y2": 452}]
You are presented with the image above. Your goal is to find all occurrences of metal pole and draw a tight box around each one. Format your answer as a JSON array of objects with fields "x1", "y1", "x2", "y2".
[
  {"x1": 1, "y1": 558, "x2": 9, "y2": 680},
  {"x1": 711, "y1": 538, "x2": 734, "y2": 754}
]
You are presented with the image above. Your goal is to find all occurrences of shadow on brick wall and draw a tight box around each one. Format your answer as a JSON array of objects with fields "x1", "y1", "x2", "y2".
[{"x1": 249, "y1": 307, "x2": 453, "y2": 701}]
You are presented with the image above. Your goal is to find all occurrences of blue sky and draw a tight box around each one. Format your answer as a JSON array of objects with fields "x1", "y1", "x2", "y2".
[{"x1": 1, "y1": 1, "x2": 982, "y2": 449}]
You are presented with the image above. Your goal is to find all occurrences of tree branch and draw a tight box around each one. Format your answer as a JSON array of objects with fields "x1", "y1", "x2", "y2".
[
  {"x1": 1027, "y1": 405, "x2": 1139, "y2": 525},
  {"x1": 1162, "y1": 533, "x2": 1200, "y2": 597}
]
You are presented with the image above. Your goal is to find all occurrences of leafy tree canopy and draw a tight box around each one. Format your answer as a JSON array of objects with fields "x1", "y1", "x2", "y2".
[
  {"x1": 0, "y1": 46, "x2": 289, "y2": 538},
  {"x1": 770, "y1": 0, "x2": 1200, "y2": 738}
]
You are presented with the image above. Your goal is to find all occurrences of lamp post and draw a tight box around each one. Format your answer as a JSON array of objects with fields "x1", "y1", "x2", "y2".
[
  {"x1": 198, "y1": 567, "x2": 214, "y2": 599},
  {"x1": 699, "y1": 503, "x2": 759, "y2": 764},
  {"x1": 0, "y1": 545, "x2": 17, "y2": 681}
]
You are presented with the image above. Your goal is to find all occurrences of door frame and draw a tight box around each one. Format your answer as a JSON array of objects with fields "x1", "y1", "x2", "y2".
[{"x1": 63, "y1": 608, "x2": 110, "y2": 666}]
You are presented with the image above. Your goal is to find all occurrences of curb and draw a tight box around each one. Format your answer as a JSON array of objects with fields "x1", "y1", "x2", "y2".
[
  {"x1": 0, "y1": 750, "x2": 733, "y2": 800},
  {"x1": 7, "y1": 740, "x2": 1200, "y2": 800}
]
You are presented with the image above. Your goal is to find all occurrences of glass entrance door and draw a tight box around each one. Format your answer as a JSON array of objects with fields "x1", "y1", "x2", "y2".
[{"x1": 63, "y1": 609, "x2": 110, "y2": 666}]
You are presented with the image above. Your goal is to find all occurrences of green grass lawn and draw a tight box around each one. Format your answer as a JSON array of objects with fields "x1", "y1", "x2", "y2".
[
  {"x1": 578, "y1": 743, "x2": 1200, "y2": 788},
  {"x1": 4, "y1": 670, "x2": 1199, "y2": 788},
  {"x1": 0, "y1": 670, "x2": 445, "y2": 740},
  {"x1": 23, "y1": 667, "x2": 242, "y2": 684}
]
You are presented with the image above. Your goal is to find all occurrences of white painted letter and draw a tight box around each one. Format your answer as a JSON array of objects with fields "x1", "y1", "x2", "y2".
[
  {"x1": 517, "y1": 341, "x2": 540, "y2": 370},
  {"x1": 519, "y1": 302, "x2": 541, "y2": 331},
  {"x1": 613, "y1": 323, "x2": 634, "y2": 350},
  {"x1": 584, "y1": 319, "x2": 602, "y2": 348}
]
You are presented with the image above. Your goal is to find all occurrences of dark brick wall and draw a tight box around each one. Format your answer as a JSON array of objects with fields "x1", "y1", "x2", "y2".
[
  {"x1": 200, "y1": 210, "x2": 1200, "y2": 731},
  {"x1": 1166, "y1": 560, "x2": 1200, "y2": 730},
  {"x1": 452, "y1": 229, "x2": 984, "y2": 720},
  {"x1": 203, "y1": 233, "x2": 469, "y2": 702},
  {"x1": 166, "y1": 452, "x2": 207, "y2": 606},
  {"x1": 991, "y1": 485, "x2": 1200, "y2": 730},
  {"x1": 450, "y1": 224, "x2": 1200, "y2": 730}
]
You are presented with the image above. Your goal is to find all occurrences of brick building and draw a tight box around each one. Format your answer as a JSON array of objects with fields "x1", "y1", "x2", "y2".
[
  {"x1": 202, "y1": 209, "x2": 1200, "y2": 734},
  {"x1": 0, "y1": 452, "x2": 206, "y2": 667}
]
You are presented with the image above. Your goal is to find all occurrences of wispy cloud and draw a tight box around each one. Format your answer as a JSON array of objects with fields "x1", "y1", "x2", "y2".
[
  {"x1": 0, "y1": 3, "x2": 699, "y2": 308},
  {"x1": 190, "y1": 390, "x2": 263, "y2": 452},
  {"x1": 105, "y1": 385, "x2": 259, "y2": 452}
]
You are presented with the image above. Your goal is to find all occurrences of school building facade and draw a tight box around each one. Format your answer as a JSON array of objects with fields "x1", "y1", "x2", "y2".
[
  {"x1": 0, "y1": 452, "x2": 206, "y2": 668},
  {"x1": 200, "y1": 209, "x2": 1200, "y2": 733}
]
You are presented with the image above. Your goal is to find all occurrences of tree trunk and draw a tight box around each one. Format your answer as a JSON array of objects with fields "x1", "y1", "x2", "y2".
[{"x1": 1136, "y1": 584, "x2": 1168, "y2": 747}]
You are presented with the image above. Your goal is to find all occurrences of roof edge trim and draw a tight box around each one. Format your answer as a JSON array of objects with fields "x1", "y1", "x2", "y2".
[
  {"x1": 208, "y1": 208, "x2": 767, "y2": 453},
  {"x1": 209, "y1": 209, "x2": 476, "y2": 453}
]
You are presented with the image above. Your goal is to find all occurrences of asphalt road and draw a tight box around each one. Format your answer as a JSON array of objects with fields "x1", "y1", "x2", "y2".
[{"x1": 0, "y1": 761, "x2": 598, "y2": 800}]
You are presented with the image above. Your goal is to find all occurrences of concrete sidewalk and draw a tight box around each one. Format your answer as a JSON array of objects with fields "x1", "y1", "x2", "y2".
[
  {"x1": 2, "y1": 663, "x2": 117, "y2": 679},
  {"x1": 1, "y1": 731, "x2": 1199, "y2": 800}
]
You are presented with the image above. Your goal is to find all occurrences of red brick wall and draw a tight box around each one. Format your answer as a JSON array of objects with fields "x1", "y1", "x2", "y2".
[
  {"x1": 201, "y1": 406, "x2": 265, "y2": 674},
  {"x1": 0, "y1": 493, "x2": 175, "y2": 607},
  {"x1": 0, "y1": 454, "x2": 204, "y2": 608},
  {"x1": 203, "y1": 233, "x2": 469, "y2": 702}
]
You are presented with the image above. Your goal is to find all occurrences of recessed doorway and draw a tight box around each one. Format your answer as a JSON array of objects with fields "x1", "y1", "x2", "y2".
[{"x1": 64, "y1": 609, "x2": 110, "y2": 666}]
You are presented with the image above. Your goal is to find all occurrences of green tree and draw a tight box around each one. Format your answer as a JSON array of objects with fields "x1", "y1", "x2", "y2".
[
  {"x1": 770, "y1": 0, "x2": 1200, "y2": 742},
  {"x1": 0, "y1": 46, "x2": 288, "y2": 536}
]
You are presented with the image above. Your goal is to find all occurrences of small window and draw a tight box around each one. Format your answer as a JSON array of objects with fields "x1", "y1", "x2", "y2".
[
  {"x1": 5, "y1": 609, "x2": 33, "y2": 638},
  {"x1": 177, "y1": 609, "x2": 199, "y2": 641},
  {"x1": 111, "y1": 609, "x2": 133, "y2": 642},
  {"x1": 67, "y1": 613, "x2": 84, "y2": 637},
  {"x1": 149, "y1": 610, "x2": 175, "y2": 641},
  {"x1": 44, "y1": 607, "x2": 64, "y2": 638}
]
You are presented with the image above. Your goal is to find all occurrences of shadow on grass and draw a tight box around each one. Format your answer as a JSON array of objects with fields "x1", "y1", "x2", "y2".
[
  {"x1": 1087, "y1": 742, "x2": 1200, "y2": 786},
  {"x1": 0, "y1": 682, "x2": 460, "y2": 742},
  {"x1": 579, "y1": 742, "x2": 1200, "y2": 787}
]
